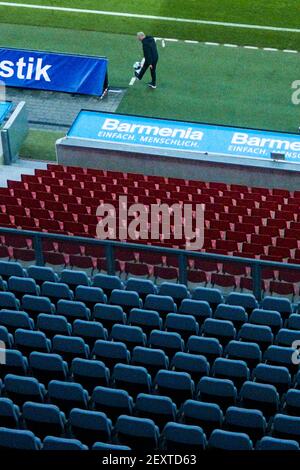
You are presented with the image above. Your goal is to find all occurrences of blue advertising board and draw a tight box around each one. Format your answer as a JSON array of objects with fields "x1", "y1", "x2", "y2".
[
  {"x1": 0, "y1": 48, "x2": 108, "y2": 96},
  {"x1": 68, "y1": 111, "x2": 300, "y2": 164},
  {"x1": 0, "y1": 101, "x2": 12, "y2": 124}
]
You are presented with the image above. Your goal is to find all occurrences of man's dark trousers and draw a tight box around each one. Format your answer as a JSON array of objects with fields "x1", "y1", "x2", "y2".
[{"x1": 138, "y1": 59, "x2": 158, "y2": 86}]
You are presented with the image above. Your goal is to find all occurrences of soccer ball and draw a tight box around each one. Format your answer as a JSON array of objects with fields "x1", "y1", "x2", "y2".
[{"x1": 133, "y1": 61, "x2": 142, "y2": 73}]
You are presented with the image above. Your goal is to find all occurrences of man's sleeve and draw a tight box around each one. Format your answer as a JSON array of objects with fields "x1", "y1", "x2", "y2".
[{"x1": 143, "y1": 43, "x2": 152, "y2": 64}]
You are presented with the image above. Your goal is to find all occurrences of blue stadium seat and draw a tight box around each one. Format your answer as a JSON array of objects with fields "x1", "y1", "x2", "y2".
[
  {"x1": 155, "y1": 370, "x2": 194, "y2": 406},
  {"x1": 165, "y1": 313, "x2": 199, "y2": 341},
  {"x1": 276, "y1": 328, "x2": 300, "y2": 347},
  {"x1": 111, "y1": 324, "x2": 147, "y2": 351},
  {"x1": 0, "y1": 326, "x2": 13, "y2": 348},
  {"x1": 56, "y1": 299, "x2": 91, "y2": 322},
  {"x1": 249, "y1": 309, "x2": 283, "y2": 334},
  {"x1": 0, "y1": 349, "x2": 28, "y2": 378},
  {"x1": 93, "y1": 274, "x2": 124, "y2": 296},
  {"x1": 203, "y1": 318, "x2": 236, "y2": 345},
  {"x1": 144, "y1": 294, "x2": 177, "y2": 316},
  {"x1": 238, "y1": 323, "x2": 274, "y2": 350},
  {"x1": 179, "y1": 299, "x2": 212, "y2": 325},
  {"x1": 226, "y1": 292, "x2": 258, "y2": 313},
  {"x1": 29, "y1": 352, "x2": 68, "y2": 384},
  {"x1": 197, "y1": 377, "x2": 237, "y2": 410},
  {"x1": 159, "y1": 282, "x2": 189, "y2": 306},
  {"x1": 42, "y1": 436, "x2": 88, "y2": 450},
  {"x1": 93, "y1": 304, "x2": 126, "y2": 330},
  {"x1": 75, "y1": 286, "x2": 107, "y2": 311},
  {"x1": 224, "y1": 406, "x2": 266, "y2": 442},
  {"x1": 208, "y1": 429, "x2": 253, "y2": 450},
  {"x1": 22, "y1": 295, "x2": 55, "y2": 319},
  {"x1": 0, "y1": 261, "x2": 26, "y2": 281},
  {"x1": 128, "y1": 308, "x2": 162, "y2": 335},
  {"x1": 162, "y1": 422, "x2": 207, "y2": 452},
  {"x1": 126, "y1": 278, "x2": 157, "y2": 301},
  {"x1": 27, "y1": 266, "x2": 59, "y2": 285},
  {"x1": 287, "y1": 314, "x2": 300, "y2": 331},
  {"x1": 110, "y1": 289, "x2": 142, "y2": 312},
  {"x1": 4, "y1": 374, "x2": 46, "y2": 405},
  {"x1": 72, "y1": 319, "x2": 108, "y2": 348},
  {"x1": 8, "y1": 276, "x2": 40, "y2": 300},
  {"x1": 23, "y1": 402, "x2": 66, "y2": 439},
  {"x1": 182, "y1": 400, "x2": 223, "y2": 436},
  {"x1": 171, "y1": 352, "x2": 209, "y2": 383},
  {"x1": 60, "y1": 269, "x2": 90, "y2": 289},
  {"x1": 48, "y1": 380, "x2": 89, "y2": 414},
  {"x1": 14, "y1": 329, "x2": 51, "y2": 355},
  {"x1": 284, "y1": 389, "x2": 300, "y2": 416},
  {"x1": 150, "y1": 330, "x2": 184, "y2": 358},
  {"x1": 187, "y1": 336, "x2": 223, "y2": 363},
  {"x1": 37, "y1": 314, "x2": 72, "y2": 338},
  {"x1": 264, "y1": 345, "x2": 296, "y2": 373},
  {"x1": 116, "y1": 415, "x2": 159, "y2": 450},
  {"x1": 226, "y1": 340, "x2": 262, "y2": 369},
  {"x1": 272, "y1": 414, "x2": 300, "y2": 443},
  {"x1": 41, "y1": 281, "x2": 74, "y2": 304},
  {"x1": 0, "y1": 277, "x2": 7, "y2": 292},
  {"x1": 131, "y1": 346, "x2": 169, "y2": 378},
  {"x1": 214, "y1": 303, "x2": 248, "y2": 328},
  {"x1": 72, "y1": 358, "x2": 110, "y2": 393},
  {"x1": 212, "y1": 358, "x2": 250, "y2": 389},
  {"x1": 240, "y1": 381, "x2": 279, "y2": 418},
  {"x1": 0, "y1": 427, "x2": 41, "y2": 450},
  {"x1": 0, "y1": 398, "x2": 20, "y2": 428},
  {"x1": 93, "y1": 442, "x2": 131, "y2": 451},
  {"x1": 93, "y1": 340, "x2": 130, "y2": 369},
  {"x1": 52, "y1": 335, "x2": 90, "y2": 363},
  {"x1": 113, "y1": 364, "x2": 152, "y2": 398},
  {"x1": 262, "y1": 296, "x2": 293, "y2": 321},
  {"x1": 192, "y1": 287, "x2": 224, "y2": 310},
  {"x1": 0, "y1": 292, "x2": 20, "y2": 310},
  {"x1": 135, "y1": 393, "x2": 177, "y2": 430},
  {"x1": 70, "y1": 408, "x2": 112, "y2": 446},
  {"x1": 92, "y1": 387, "x2": 134, "y2": 422},
  {"x1": 253, "y1": 364, "x2": 291, "y2": 395},
  {"x1": 256, "y1": 436, "x2": 300, "y2": 451},
  {"x1": 0, "y1": 309, "x2": 34, "y2": 332}
]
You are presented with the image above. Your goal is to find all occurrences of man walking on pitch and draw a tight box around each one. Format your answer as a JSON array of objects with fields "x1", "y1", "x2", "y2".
[{"x1": 136, "y1": 32, "x2": 159, "y2": 89}]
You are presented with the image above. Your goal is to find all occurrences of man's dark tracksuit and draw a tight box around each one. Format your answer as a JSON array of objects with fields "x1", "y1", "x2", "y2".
[{"x1": 138, "y1": 36, "x2": 159, "y2": 86}]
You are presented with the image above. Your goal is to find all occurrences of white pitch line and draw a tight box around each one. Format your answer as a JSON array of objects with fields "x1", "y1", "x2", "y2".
[
  {"x1": 185, "y1": 40, "x2": 199, "y2": 44},
  {"x1": 243, "y1": 46, "x2": 259, "y2": 49},
  {"x1": 263, "y1": 47, "x2": 278, "y2": 51},
  {"x1": 1, "y1": 2, "x2": 300, "y2": 34},
  {"x1": 283, "y1": 49, "x2": 298, "y2": 53},
  {"x1": 224, "y1": 43, "x2": 238, "y2": 47},
  {"x1": 205, "y1": 42, "x2": 220, "y2": 46},
  {"x1": 129, "y1": 77, "x2": 136, "y2": 86}
]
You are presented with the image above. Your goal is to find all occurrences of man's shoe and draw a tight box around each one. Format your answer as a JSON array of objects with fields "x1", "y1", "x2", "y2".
[
  {"x1": 148, "y1": 83, "x2": 157, "y2": 89},
  {"x1": 135, "y1": 71, "x2": 140, "y2": 79}
]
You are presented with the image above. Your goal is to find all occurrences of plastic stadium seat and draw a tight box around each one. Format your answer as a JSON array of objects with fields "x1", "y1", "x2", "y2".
[
  {"x1": 93, "y1": 303, "x2": 126, "y2": 330},
  {"x1": 56, "y1": 299, "x2": 91, "y2": 322},
  {"x1": 150, "y1": 330, "x2": 184, "y2": 358},
  {"x1": 42, "y1": 436, "x2": 88, "y2": 450},
  {"x1": 276, "y1": 328, "x2": 300, "y2": 347},
  {"x1": 284, "y1": 389, "x2": 300, "y2": 416},
  {"x1": 212, "y1": 358, "x2": 250, "y2": 389},
  {"x1": 240, "y1": 381, "x2": 279, "y2": 418},
  {"x1": 75, "y1": 286, "x2": 108, "y2": 311},
  {"x1": 0, "y1": 277, "x2": 7, "y2": 292},
  {"x1": 0, "y1": 398, "x2": 20, "y2": 429},
  {"x1": 116, "y1": 415, "x2": 159, "y2": 450},
  {"x1": 256, "y1": 436, "x2": 300, "y2": 451},
  {"x1": 37, "y1": 314, "x2": 72, "y2": 338},
  {"x1": 135, "y1": 394, "x2": 177, "y2": 430},
  {"x1": 162, "y1": 422, "x2": 207, "y2": 452},
  {"x1": 287, "y1": 314, "x2": 300, "y2": 331},
  {"x1": 0, "y1": 261, "x2": 26, "y2": 281},
  {"x1": 14, "y1": 329, "x2": 51, "y2": 355},
  {"x1": 192, "y1": 287, "x2": 224, "y2": 310},
  {"x1": 70, "y1": 409, "x2": 112, "y2": 446},
  {"x1": 171, "y1": 352, "x2": 209, "y2": 383},
  {"x1": 165, "y1": 313, "x2": 199, "y2": 341},
  {"x1": 0, "y1": 310, "x2": 34, "y2": 332},
  {"x1": 23, "y1": 402, "x2": 66, "y2": 439},
  {"x1": 111, "y1": 325, "x2": 147, "y2": 351},
  {"x1": 22, "y1": 295, "x2": 55, "y2": 321},
  {"x1": 93, "y1": 340, "x2": 130, "y2": 369},
  {"x1": 272, "y1": 414, "x2": 300, "y2": 443},
  {"x1": 262, "y1": 296, "x2": 293, "y2": 321},
  {"x1": 0, "y1": 292, "x2": 20, "y2": 310},
  {"x1": 93, "y1": 442, "x2": 131, "y2": 451},
  {"x1": 113, "y1": 364, "x2": 152, "y2": 398},
  {"x1": 182, "y1": 400, "x2": 223, "y2": 436},
  {"x1": 0, "y1": 349, "x2": 28, "y2": 378},
  {"x1": 187, "y1": 336, "x2": 223, "y2": 363},
  {"x1": 27, "y1": 266, "x2": 59, "y2": 285},
  {"x1": 264, "y1": 346, "x2": 296, "y2": 373},
  {"x1": 238, "y1": 323, "x2": 274, "y2": 351},
  {"x1": 48, "y1": 380, "x2": 88, "y2": 414},
  {"x1": 128, "y1": 308, "x2": 162, "y2": 335},
  {"x1": 126, "y1": 278, "x2": 157, "y2": 301},
  {"x1": 197, "y1": 377, "x2": 237, "y2": 410},
  {"x1": 29, "y1": 352, "x2": 68, "y2": 384},
  {"x1": 0, "y1": 428, "x2": 41, "y2": 450},
  {"x1": 208, "y1": 429, "x2": 253, "y2": 450},
  {"x1": 154, "y1": 370, "x2": 194, "y2": 406},
  {"x1": 214, "y1": 304, "x2": 248, "y2": 329},
  {"x1": 224, "y1": 406, "x2": 266, "y2": 442},
  {"x1": 131, "y1": 347, "x2": 169, "y2": 378},
  {"x1": 144, "y1": 294, "x2": 177, "y2": 316},
  {"x1": 4, "y1": 374, "x2": 46, "y2": 405},
  {"x1": 52, "y1": 335, "x2": 90, "y2": 363},
  {"x1": 73, "y1": 319, "x2": 108, "y2": 348},
  {"x1": 249, "y1": 309, "x2": 283, "y2": 334},
  {"x1": 72, "y1": 358, "x2": 110, "y2": 392},
  {"x1": 179, "y1": 299, "x2": 212, "y2": 325},
  {"x1": 41, "y1": 282, "x2": 73, "y2": 304},
  {"x1": 203, "y1": 318, "x2": 236, "y2": 345},
  {"x1": 110, "y1": 289, "x2": 142, "y2": 312},
  {"x1": 7, "y1": 276, "x2": 40, "y2": 300},
  {"x1": 226, "y1": 340, "x2": 262, "y2": 369},
  {"x1": 158, "y1": 282, "x2": 189, "y2": 305},
  {"x1": 60, "y1": 269, "x2": 90, "y2": 289},
  {"x1": 92, "y1": 387, "x2": 134, "y2": 422},
  {"x1": 93, "y1": 274, "x2": 124, "y2": 296},
  {"x1": 0, "y1": 325, "x2": 13, "y2": 348},
  {"x1": 253, "y1": 364, "x2": 291, "y2": 395},
  {"x1": 226, "y1": 292, "x2": 258, "y2": 313}
]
